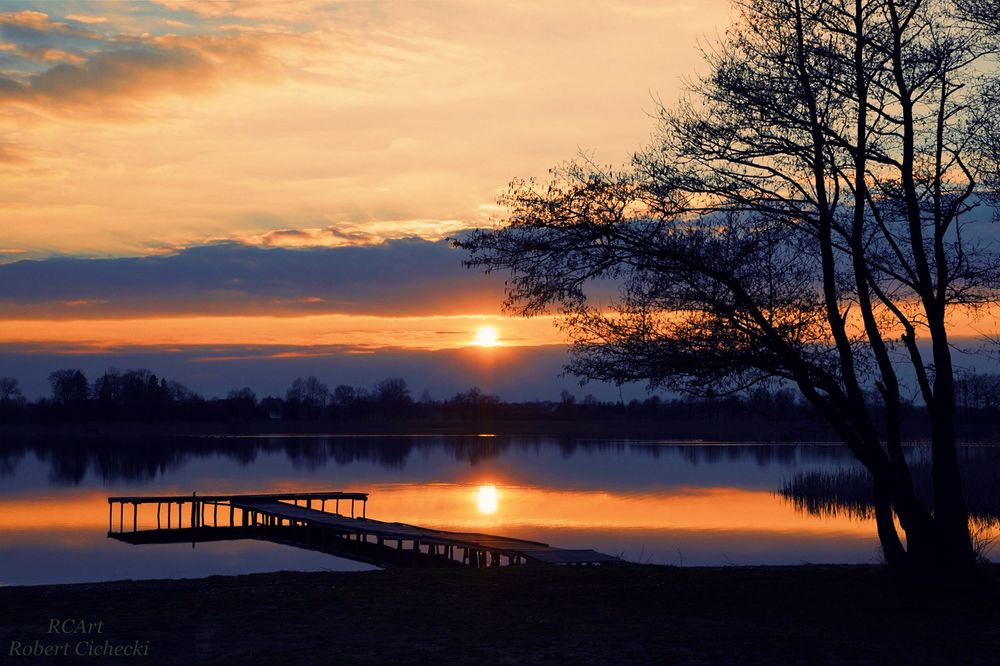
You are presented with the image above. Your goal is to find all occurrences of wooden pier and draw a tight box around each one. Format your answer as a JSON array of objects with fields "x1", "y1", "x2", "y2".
[{"x1": 106, "y1": 491, "x2": 619, "y2": 568}]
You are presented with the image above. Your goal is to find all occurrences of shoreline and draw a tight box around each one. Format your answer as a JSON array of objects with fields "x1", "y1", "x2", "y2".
[
  {"x1": 2, "y1": 564, "x2": 998, "y2": 664},
  {"x1": 1, "y1": 416, "x2": 997, "y2": 443},
  {"x1": 3, "y1": 422, "x2": 999, "y2": 444}
]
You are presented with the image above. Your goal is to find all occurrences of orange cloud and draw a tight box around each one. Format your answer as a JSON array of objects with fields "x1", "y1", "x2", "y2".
[
  {"x1": 151, "y1": 0, "x2": 333, "y2": 20},
  {"x1": 64, "y1": 14, "x2": 109, "y2": 25},
  {"x1": 247, "y1": 220, "x2": 469, "y2": 249},
  {"x1": 0, "y1": 10, "x2": 91, "y2": 34}
]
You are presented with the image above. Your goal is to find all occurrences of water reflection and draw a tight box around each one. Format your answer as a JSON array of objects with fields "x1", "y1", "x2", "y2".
[
  {"x1": 0, "y1": 435, "x2": 865, "y2": 488},
  {"x1": 477, "y1": 484, "x2": 498, "y2": 514},
  {"x1": 1, "y1": 435, "x2": 998, "y2": 583},
  {"x1": 779, "y1": 446, "x2": 1000, "y2": 524}
]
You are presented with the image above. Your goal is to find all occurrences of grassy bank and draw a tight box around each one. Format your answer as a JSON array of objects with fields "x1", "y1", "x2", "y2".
[{"x1": 1, "y1": 565, "x2": 998, "y2": 664}]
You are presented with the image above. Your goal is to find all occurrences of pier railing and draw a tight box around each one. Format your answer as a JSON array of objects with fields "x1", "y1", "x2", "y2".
[{"x1": 107, "y1": 491, "x2": 368, "y2": 533}]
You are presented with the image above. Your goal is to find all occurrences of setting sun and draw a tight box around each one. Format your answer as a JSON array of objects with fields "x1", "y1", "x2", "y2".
[
  {"x1": 473, "y1": 325, "x2": 500, "y2": 347},
  {"x1": 476, "y1": 485, "x2": 499, "y2": 514}
]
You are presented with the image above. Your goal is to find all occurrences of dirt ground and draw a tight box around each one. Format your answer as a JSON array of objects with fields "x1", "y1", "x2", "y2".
[{"x1": 1, "y1": 564, "x2": 998, "y2": 665}]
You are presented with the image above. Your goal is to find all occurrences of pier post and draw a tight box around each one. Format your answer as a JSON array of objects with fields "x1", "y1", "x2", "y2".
[
  {"x1": 167, "y1": 502, "x2": 171, "y2": 528},
  {"x1": 156, "y1": 503, "x2": 161, "y2": 529},
  {"x1": 119, "y1": 502, "x2": 124, "y2": 532},
  {"x1": 108, "y1": 503, "x2": 112, "y2": 533},
  {"x1": 213, "y1": 501, "x2": 218, "y2": 527},
  {"x1": 132, "y1": 503, "x2": 137, "y2": 532}
]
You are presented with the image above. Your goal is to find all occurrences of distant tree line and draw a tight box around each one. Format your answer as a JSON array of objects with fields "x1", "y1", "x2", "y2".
[{"x1": 1, "y1": 368, "x2": 998, "y2": 428}]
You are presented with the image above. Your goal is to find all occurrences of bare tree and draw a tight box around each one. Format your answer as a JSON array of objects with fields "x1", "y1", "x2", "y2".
[
  {"x1": 459, "y1": 0, "x2": 1000, "y2": 570},
  {"x1": 373, "y1": 377, "x2": 412, "y2": 407},
  {"x1": 48, "y1": 369, "x2": 89, "y2": 406},
  {"x1": 0, "y1": 376, "x2": 22, "y2": 403},
  {"x1": 956, "y1": 0, "x2": 1000, "y2": 32},
  {"x1": 286, "y1": 376, "x2": 330, "y2": 412}
]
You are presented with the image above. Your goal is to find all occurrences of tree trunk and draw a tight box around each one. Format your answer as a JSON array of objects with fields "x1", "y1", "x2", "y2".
[{"x1": 872, "y1": 475, "x2": 907, "y2": 567}]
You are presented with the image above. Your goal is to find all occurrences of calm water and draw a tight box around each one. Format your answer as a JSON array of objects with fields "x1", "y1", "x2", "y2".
[{"x1": 1, "y1": 435, "x2": 998, "y2": 585}]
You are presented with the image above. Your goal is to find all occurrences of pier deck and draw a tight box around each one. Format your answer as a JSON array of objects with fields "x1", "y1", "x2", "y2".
[{"x1": 107, "y1": 491, "x2": 619, "y2": 568}]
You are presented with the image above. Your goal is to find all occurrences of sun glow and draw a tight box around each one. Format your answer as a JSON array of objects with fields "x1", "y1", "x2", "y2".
[
  {"x1": 476, "y1": 485, "x2": 499, "y2": 514},
  {"x1": 473, "y1": 325, "x2": 500, "y2": 347}
]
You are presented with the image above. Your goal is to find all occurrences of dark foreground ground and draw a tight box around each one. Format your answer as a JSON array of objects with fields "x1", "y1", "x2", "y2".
[{"x1": 2, "y1": 565, "x2": 998, "y2": 665}]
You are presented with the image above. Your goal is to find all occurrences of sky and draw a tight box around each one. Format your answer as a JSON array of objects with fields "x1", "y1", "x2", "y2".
[{"x1": 0, "y1": 0, "x2": 734, "y2": 400}]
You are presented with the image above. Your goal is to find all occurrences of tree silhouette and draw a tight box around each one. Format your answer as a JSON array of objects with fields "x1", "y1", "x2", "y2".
[
  {"x1": 48, "y1": 369, "x2": 89, "y2": 407},
  {"x1": 459, "y1": 0, "x2": 1000, "y2": 570},
  {"x1": 373, "y1": 377, "x2": 412, "y2": 408},
  {"x1": 285, "y1": 376, "x2": 330, "y2": 419},
  {"x1": 0, "y1": 377, "x2": 21, "y2": 403},
  {"x1": 333, "y1": 384, "x2": 357, "y2": 407}
]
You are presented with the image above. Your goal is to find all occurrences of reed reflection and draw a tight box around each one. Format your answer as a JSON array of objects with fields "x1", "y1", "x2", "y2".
[
  {"x1": 779, "y1": 447, "x2": 1000, "y2": 523},
  {"x1": 778, "y1": 448, "x2": 1000, "y2": 557}
]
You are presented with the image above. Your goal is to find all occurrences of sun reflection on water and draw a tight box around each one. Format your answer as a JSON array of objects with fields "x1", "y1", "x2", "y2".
[{"x1": 477, "y1": 485, "x2": 498, "y2": 514}]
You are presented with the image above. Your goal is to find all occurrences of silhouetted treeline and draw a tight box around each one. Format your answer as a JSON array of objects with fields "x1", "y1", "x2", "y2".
[
  {"x1": 0, "y1": 368, "x2": 808, "y2": 425},
  {"x1": 1, "y1": 368, "x2": 999, "y2": 439}
]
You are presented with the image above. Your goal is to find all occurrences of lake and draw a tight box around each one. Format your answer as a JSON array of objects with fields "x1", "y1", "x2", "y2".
[{"x1": 1, "y1": 435, "x2": 998, "y2": 585}]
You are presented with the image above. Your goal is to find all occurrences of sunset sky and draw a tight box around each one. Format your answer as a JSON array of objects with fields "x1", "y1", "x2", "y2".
[
  {"x1": 0, "y1": 0, "x2": 734, "y2": 399},
  {"x1": 2, "y1": 0, "x2": 995, "y2": 401}
]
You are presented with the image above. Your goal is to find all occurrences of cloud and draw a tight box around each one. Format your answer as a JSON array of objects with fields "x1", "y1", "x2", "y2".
[
  {"x1": 0, "y1": 10, "x2": 97, "y2": 36},
  {"x1": 64, "y1": 15, "x2": 109, "y2": 25},
  {"x1": 246, "y1": 219, "x2": 470, "y2": 249},
  {"x1": 150, "y1": 0, "x2": 334, "y2": 21},
  {"x1": 0, "y1": 138, "x2": 28, "y2": 166},
  {"x1": 0, "y1": 45, "x2": 214, "y2": 106},
  {"x1": 0, "y1": 11, "x2": 103, "y2": 56},
  {"x1": 255, "y1": 227, "x2": 376, "y2": 248},
  {"x1": 0, "y1": 10, "x2": 307, "y2": 112},
  {"x1": 0, "y1": 236, "x2": 507, "y2": 318}
]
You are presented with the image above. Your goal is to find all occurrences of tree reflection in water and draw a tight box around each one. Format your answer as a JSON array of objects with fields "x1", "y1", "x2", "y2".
[{"x1": 0, "y1": 436, "x2": 873, "y2": 486}]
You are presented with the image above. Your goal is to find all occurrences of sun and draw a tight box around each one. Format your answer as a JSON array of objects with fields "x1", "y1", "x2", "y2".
[{"x1": 473, "y1": 325, "x2": 500, "y2": 347}]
